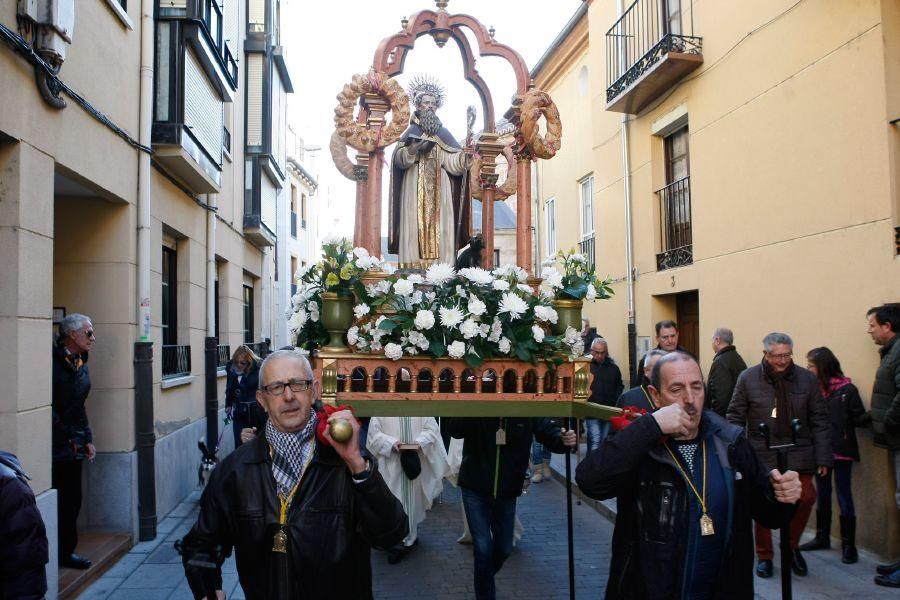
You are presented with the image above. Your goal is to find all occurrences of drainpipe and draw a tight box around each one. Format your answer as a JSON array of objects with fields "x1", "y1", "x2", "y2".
[
  {"x1": 205, "y1": 194, "x2": 219, "y2": 450},
  {"x1": 617, "y1": 0, "x2": 638, "y2": 384},
  {"x1": 135, "y1": 0, "x2": 156, "y2": 541}
]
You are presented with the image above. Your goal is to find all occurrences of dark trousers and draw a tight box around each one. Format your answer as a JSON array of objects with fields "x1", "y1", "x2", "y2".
[
  {"x1": 815, "y1": 460, "x2": 855, "y2": 516},
  {"x1": 52, "y1": 459, "x2": 83, "y2": 557},
  {"x1": 461, "y1": 487, "x2": 517, "y2": 600},
  {"x1": 755, "y1": 472, "x2": 816, "y2": 558}
]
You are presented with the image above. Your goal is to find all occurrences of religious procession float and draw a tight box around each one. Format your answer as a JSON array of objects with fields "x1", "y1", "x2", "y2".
[{"x1": 291, "y1": 0, "x2": 622, "y2": 423}]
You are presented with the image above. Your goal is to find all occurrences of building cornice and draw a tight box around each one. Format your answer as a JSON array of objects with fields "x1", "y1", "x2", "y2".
[{"x1": 531, "y1": 2, "x2": 589, "y2": 91}]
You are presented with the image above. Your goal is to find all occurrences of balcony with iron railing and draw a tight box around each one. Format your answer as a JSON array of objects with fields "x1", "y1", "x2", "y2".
[
  {"x1": 162, "y1": 344, "x2": 192, "y2": 379},
  {"x1": 579, "y1": 236, "x2": 596, "y2": 272},
  {"x1": 216, "y1": 344, "x2": 231, "y2": 369},
  {"x1": 656, "y1": 176, "x2": 693, "y2": 270},
  {"x1": 606, "y1": 0, "x2": 702, "y2": 114}
]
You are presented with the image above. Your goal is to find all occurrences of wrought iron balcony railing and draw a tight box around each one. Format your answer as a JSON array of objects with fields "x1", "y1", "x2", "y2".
[
  {"x1": 216, "y1": 344, "x2": 231, "y2": 369},
  {"x1": 579, "y1": 236, "x2": 596, "y2": 272},
  {"x1": 656, "y1": 176, "x2": 693, "y2": 270},
  {"x1": 162, "y1": 344, "x2": 192, "y2": 379},
  {"x1": 606, "y1": 0, "x2": 702, "y2": 112}
]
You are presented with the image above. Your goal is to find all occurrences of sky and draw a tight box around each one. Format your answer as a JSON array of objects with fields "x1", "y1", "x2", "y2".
[{"x1": 281, "y1": 0, "x2": 584, "y2": 241}]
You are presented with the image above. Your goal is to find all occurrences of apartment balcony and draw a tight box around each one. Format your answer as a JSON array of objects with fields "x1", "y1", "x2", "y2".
[
  {"x1": 606, "y1": 0, "x2": 702, "y2": 114},
  {"x1": 656, "y1": 176, "x2": 693, "y2": 270},
  {"x1": 579, "y1": 236, "x2": 596, "y2": 272}
]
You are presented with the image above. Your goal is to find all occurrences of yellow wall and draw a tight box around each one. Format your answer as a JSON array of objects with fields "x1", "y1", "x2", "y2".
[{"x1": 540, "y1": 0, "x2": 900, "y2": 556}]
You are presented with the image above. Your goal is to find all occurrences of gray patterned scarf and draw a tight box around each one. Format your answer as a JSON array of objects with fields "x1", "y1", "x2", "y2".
[{"x1": 266, "y1": 411, "x2": 318, "y2": 497}]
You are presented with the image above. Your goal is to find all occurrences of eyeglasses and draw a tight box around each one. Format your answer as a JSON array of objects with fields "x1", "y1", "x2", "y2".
[
  {"x1": 766, "y1": 352, "x2": 793, "y2": 361},
  {"x1": 262, "y1": 379, "x2": 312, "y2": 395}
]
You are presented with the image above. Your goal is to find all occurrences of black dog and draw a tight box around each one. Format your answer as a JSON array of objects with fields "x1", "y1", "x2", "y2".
[{"x1": 455, "y1": 234, "x2": 484, "y2": 270}]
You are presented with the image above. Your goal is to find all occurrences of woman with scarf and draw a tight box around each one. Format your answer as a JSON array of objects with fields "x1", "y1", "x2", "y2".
[{"x1": 798, "y1": 347, "x2": 870, "y2": 563}]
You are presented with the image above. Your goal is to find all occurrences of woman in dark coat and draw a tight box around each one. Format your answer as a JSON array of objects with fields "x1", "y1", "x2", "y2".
[
  {"x1": 799, "y1": 346, "x2": 870, "y2": 563},
  {"x1": 224, "y1": 345, "x2": 265, "y2": 447}
]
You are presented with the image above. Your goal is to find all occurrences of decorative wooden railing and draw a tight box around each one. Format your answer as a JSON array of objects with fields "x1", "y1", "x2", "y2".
[{"x1": 311, "y1": 352, "x2": 619, "y2": 419}]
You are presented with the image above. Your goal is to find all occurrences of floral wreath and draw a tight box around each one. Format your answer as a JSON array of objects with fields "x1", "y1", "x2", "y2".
[
  {"x1": 334, "y1": 71, "x2": 410, "y2": 152},
  {"x1": 519, "y1": 90, "x2": 562, "y2": 160},
  {"x1": 330, "y1": 131, "x2": 358, "y2": 181},
  {"x1": 470, "y1": 146, "x2": 518, "y2": 201}
]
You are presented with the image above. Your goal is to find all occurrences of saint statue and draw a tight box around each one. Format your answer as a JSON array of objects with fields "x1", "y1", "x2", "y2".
[{"x1": 388, "y1": 76, "x2": 471, "y2": 267}]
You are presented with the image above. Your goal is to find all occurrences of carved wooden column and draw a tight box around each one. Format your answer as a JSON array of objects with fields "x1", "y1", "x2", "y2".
[
  {"x1": 363, "y1": 94, "x2": 390, "y2": 256},
  {"x1": 475, "y1": 132, "x2": 504, "y2": 269},
  {"x1": 516, "y1": 155, "x2": 533, "y2": 275},
  {"x1": 353, "y1": 152, "x2": 369, "y2": 249}
]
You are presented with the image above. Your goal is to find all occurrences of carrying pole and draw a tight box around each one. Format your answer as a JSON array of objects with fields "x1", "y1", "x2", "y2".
[{"x1": 564, "y1": 416, "x2": 576, "y2": 600}]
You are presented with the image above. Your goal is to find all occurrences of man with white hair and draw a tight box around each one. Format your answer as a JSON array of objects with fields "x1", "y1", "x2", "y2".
[
  {"x1": 617, "y1": 348, "x2": 668, "y2": 412},
  {"x1": 707, "y1": 327, "x2": 747, "y2": 416},
  {"x1": 179, "y1": 350, "x2": 407, "y2": 599},
  {"x1": 52, "y1": 313, "x2": 97, "y2": 570},
  {"x1": 728, "y1": 332, "x2": 831, "y2": 579}
]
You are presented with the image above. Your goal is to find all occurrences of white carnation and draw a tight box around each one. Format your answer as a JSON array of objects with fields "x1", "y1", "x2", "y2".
[
  {"x1": 492, "y1": 280, "x2": 510, "y2": 291},
  {"x1": 347, "y1": 326, "x2": 360, "y2": 345},
  {"x1": 394, "y1": 279, "x2": 414, "y2": 296},
  {"x1": 455, "y1": 285, "x2": 468, "y2": 299},
  {"x1": 467, "y1": 296, "x2": 487, "y2": 317},
  {"x1": 532, "y1": 325, "x2": 545, "y2": 343},
  {"x1": 541, "y1": 267, "x2": 563, "y2": 289},
  {"x1": 384, "y1": 343, "x2": 403, "y2": 360},
  {"x1": 498, "y1": 337, "x2": 512, "y2": 354},
  {"x1": 479, "y1": 323, "x2": 490, "y2": 337},
  {"x1": 309, "y1": 309, "x2": 319, "y2": 322},
  {"x1": 426, "y1": 263, "x2": 456, "y2": 286},
  {"x1": 517, "y1": 283, "x2": 534, "y2": 294},
  {"x1": 353, "y1": 247, "x2": 370, "y2": 259},
  {"x1": 534, "y1": 305, "x2": 559, "y2": 324},
  {"x1": 408, "y1": 330, "x2": 430, "y2": 350},
  {"x1": 586, "y1": 284, "x2": 597, "y2": 300},
  {"x1": 321, "y1": 232, "x2": 346, "y2": 246},
  {"x1": 447, "y1": 340, "x2": 466, "y2": 359},
  {"x1": 411, "y1": 291, "x2": 423, "y2": 306},
  {"x1": 414, "y1": 310, "x2": 435, "y2": 330},
  {"x1": 460, "y1": 318, "x2": 480, "y2": 339},
  {"x1": 459, "y1": 267, "x2": 494, "y2": 286},
  {"x1": 498, "y1": 292, "x2": 528, "y2": 320},
  {"x1": 353, "y1": 303, "x2": 370, "y2": 318},
  {"x1": 408, "y1": 274, "x2": 424, "y2": 285}
]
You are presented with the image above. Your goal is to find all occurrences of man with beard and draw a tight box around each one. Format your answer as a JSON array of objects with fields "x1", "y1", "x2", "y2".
[
  {"x1": 576, "y1": 352, "x2": 801, "y2": 599},
  {"x1": 727, "y1": 332, "x2": 831, "y2": 579},
  {"x1": 388, "y1": 76, "x2": 472, "y2": 267}
]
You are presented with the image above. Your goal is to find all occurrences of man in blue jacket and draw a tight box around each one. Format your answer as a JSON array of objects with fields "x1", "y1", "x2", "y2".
[{"x1": 576, "y1": 352, "x2": 801, "y2": 599}]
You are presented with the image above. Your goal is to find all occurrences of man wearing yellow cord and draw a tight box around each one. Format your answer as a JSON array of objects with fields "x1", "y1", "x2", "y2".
[
  {"x1": 576, "y1": 352, "x2": 802, "y2": 599},
  {"x1": 179, "y1": 350, "x2": 407, "y2": 599}
]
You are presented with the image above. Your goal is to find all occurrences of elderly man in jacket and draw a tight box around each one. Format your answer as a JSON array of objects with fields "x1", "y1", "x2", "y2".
[
  {"x1": 727, "y1": 332, "x2": 831, "y2": 579},
  {"x1": 179, "y1": 350, "x2": 408, "y2": 600},
  {"x1": 867, "y1": 304, "x2": 900, "y2": 587},
  {"x1": 707, "y1": 327, "x2": 747, "y2": 416},
  {"x1": 576, "y1": 352, "x2": 801, "y2": 599}
]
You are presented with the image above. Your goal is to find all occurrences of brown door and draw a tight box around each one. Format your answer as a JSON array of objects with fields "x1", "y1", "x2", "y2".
[{"x1": 676, "y1": 291, "x2": 699, "y2": 357}]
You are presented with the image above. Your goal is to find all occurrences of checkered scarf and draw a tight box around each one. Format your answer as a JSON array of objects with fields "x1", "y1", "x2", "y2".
[{"x1": 266, "y1": 411, "x2": 318, "y2": 497}]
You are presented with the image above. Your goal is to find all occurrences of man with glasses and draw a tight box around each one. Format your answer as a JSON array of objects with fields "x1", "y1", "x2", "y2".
[
  {"x1": 52, "y1": 313, "x2": 97, "y2": 570},
  {"x1": 727, "y1": 332, "x2": 831, "y2": 579},
  {"x1": 179, "y1": 350, "x2": 407, "y2": 599}
]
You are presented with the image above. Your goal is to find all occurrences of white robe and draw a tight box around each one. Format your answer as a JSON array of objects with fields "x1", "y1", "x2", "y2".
[
  {"x1": 394, "y1": 145, "x2": 468, "y2": 266},
  {"x1": 367, "y1": 416, "x2": 449, "y2": 546}
]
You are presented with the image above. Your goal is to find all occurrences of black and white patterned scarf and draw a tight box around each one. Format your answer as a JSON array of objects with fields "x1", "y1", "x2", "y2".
[{"x1": 266, "y1": 411, "x2": 318, "y2": 497}]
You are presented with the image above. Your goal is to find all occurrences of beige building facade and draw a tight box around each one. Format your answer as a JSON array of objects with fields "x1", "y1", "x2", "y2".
[
  {"x1": 534, "y1": 0, "x2": 900, "y2": 557},
  {"x1": 0, "y1": 0, "x2": 290, "y2": 594}
]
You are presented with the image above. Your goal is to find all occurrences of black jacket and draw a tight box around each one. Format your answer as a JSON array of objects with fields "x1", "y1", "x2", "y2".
[
  {"x1": 445, "y1": 417, "x2": 569, "y2": 498},
  {"x1": 51, "y1": 344, "x2": 92, "y2": 462},
  {"x1": 707, "y1": 345, "x2": 747, "y2": 416},
  {"x1": 0, "y1": 451, "x2": 48, "y2": 600},
  {"x1": 575, "y1": 412, "x2": 793, "y2": 600},
  {"x1": 589, "y1": 359, "x2": 624, "y2": 407},
  {"x1": 180, "y1": 433, "x2": 408, "y2": 599},
  {"x1": 615, "y1": 385, "x2": 657, "y2": 413},
  {"x1": 632, "y1": 345, "x2": 693, "y2": 387},
  {"x1": 824, "y1": 382, "x2": 870, "y2": 461},
  {"x1": 872, "y1": 335, "x2": 900, "y2": 450},
  {"x1": 225, "y1": 363, "x2": 266, "y2": 429},
  {"x1": 727, "y1": 362, "x2": 832, "y2": 473}
]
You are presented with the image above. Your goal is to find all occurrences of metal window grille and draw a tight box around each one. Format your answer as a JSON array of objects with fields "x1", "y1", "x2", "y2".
[
  {"x1": 162, "y1": 344, "x2": 191, "y2": 378},
  {"x1": 655, "y1": 176, "x2": 693, "y2": 270}
]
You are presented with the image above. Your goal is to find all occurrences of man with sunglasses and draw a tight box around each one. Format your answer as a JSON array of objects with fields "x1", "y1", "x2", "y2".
[
  {"x1": 52, "y1": 313, "x2": 97, "y2": 570},
  {"x1": 179, "y1": 350, "x2": 407, "y2": 599},
  {"x1": 727, "y1": 332, "x2": 831, "y2": 579}
]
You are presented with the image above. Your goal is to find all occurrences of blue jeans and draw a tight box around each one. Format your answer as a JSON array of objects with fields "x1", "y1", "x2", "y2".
[
  {"x1": 815, "y1": 460, "x2": 855, "y2": 516},
  {"x1": 531, "y1": 439, "x2": 551, "y2": 464},
  {"x1": 461, "y1": 487, "x2": 517, "y2": 600},
  {"x1": 585, "y1": 418, "x2": 610, "y2": 452}
]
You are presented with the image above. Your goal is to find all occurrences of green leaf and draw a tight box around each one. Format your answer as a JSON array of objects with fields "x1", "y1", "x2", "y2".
[
  {"x1": 378, "y1": 319, "x2": 397, "y2": 332},
  {"x1": 430, "y1": 340, "x2": 446, "y2": 357},
  {"x1": 464, "y1": 353, "x2": 484, "y2": 368},
  {"x1": 515, "y1": 345, "x2": 531, "y2": 362}
]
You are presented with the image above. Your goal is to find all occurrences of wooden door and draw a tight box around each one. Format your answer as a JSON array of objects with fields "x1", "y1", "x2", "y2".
[{"x1": 676, "y1": 291, "x2": 699, "y2": 358}]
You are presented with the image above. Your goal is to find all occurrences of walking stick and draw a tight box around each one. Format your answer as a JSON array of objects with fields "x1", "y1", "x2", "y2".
[
  {"x1": 759, "y1": 419, "x2": 801, "y2": 600},
  {"x1": 564, "y1": 416, "x2": 576, "y2": 600}
]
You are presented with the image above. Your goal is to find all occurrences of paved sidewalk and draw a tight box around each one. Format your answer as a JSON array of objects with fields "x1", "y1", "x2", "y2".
[{"x1": 79, "y1": 452, "x2": 896, "y2": 599}]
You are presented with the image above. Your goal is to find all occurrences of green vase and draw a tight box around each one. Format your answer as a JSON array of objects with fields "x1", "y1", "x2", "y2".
[
  {"x1": 321, "y1": 292, "x2": 354, "y2": 353},
  {"x1": 552, "y1": 299, "x2": 583, "y2": 336}
]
